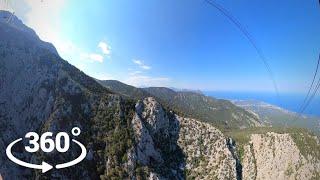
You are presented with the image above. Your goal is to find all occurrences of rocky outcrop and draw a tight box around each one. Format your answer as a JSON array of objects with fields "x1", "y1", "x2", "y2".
[
  {"x1": 132, "y1": 112, "x2": 164, "y2": 166},
  {"x1": 242, "y1": 132, "x2": 320, "y2": 180},
  {"x1": 177, "y1": 117, "x2": 237, "y2": 179},
  {"x1": 129, "y1": 97, "x2": 185, "y2": 179},
  {"x1": 129, "y1": 97, "x2": 242, "y2": 180}
]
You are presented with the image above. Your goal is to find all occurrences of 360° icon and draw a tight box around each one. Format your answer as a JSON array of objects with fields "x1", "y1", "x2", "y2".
[{"x1": 6, "y1": 127, "x2": 87, "y2": 173}]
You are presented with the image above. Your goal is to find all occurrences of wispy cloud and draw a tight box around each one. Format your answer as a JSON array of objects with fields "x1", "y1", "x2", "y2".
[
  {"x1": 124, "y1": 75, "x2": 170, "y2": 87},
  {"x1": 129, "y1": 71, "x2": 143, "y2": 76},
  {"x1": 141, "y1": 65, "x2": 151, "y2": 70},
  {"x1": 80, "y1": 53, "x2": 104, "y2": 63},
  {"x1": 133, "y1": 59, "x2": 151, "y2": 70},
  {"x1": 98, "y1": 41, "x2": 111, "y2": 55},
  {"x1": 133, "y1": 60, "x2": 143, "y2": 65}
]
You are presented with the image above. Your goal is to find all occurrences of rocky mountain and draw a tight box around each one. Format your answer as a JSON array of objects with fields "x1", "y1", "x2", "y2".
[
  {"x1": 1, "y1": 11, "x2": 319, "y2": 180},
  {"x1": 232, "y1": 100, "x2": 320, "y2": 134},
  {"x1": 242, "y1": 132, "x2": 320, "y2": 180},
  {"x1": 98, "y1": 80, "x2": 262, "y2": 129},
  {"x1": 226, "y1": 127, "x2": 320, "y2": 180}
]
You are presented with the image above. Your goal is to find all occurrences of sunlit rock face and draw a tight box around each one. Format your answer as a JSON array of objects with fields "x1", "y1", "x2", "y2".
[
  {"x1": 177, "y1": 116, "x2": 238, "y2": 179},
  {"x1": 242, "y1": 132, "x2": 320, "y2": 180},
  {"x1": 129, "y1": 97, "x2": 241, "y2": 179}
]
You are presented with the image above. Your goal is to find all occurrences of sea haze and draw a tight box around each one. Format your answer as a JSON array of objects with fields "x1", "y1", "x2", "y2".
[{"x1": 205, "y1": 91, "x2": 320, "y2": 117}]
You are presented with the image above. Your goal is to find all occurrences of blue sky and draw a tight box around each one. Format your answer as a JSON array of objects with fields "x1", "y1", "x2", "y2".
[{"x1": 2, "y1": 0, "x2": 320, "y2": 93}]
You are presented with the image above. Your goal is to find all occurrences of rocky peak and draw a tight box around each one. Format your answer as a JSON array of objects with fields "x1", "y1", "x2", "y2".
[
  {"x1": 135, "y1": 97, "x2": 170, "y2": 136},
  {"x1": 130, "y1": 97, "x2": 241, "y2": 179},
  {"x1": 0, "y1": 10, "x2": 58, "y2": 55},
  {"x1": 130, "y1": 97, "x2": 183, "y2": 179},
  {"x1": 0, "y1": 10, "x2": 35, "y2": 36}
]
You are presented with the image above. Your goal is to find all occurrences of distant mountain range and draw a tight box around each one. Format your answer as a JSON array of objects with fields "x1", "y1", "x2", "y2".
[
  {"x1": 98, "y1": 80, "x2": 262, "y2": 129},
  {"x1": 98, "y1": 80, "x2": 320, "y2": 134}
]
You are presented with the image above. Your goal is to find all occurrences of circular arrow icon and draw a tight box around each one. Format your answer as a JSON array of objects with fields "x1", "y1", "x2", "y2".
[
  {"x1": 6, "y1": 138, "x2": 53, "y2": 173},
  {"x1": 6, "y1": 128, "x2": 87, "y2": 173}
]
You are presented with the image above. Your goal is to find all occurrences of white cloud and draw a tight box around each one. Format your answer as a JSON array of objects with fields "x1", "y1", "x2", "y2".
[
  {"x1": 89, "y1": 54, "x2": 104, "y2": 62},
  {"x1": 132, "y1": 59, "x2": 151, "y2": 70},
  {"x1": 124, "y1": 75, "x2": 170, "y2": 87},
  {"x1": 98, "y1": 41, "x2": 111, "y2": 55},
  {"x1": 129, "y1": 71, "x2": 143, "y2": 76},
  {"x1": 80, "y1": 53, "x2": 104, "y2": 63},
  {"x1": 141, "y1": 65, "x2": 151, "y2": 70},
  {"x1": 133, "y1": 60, "x2": 143, "y2": 65}
]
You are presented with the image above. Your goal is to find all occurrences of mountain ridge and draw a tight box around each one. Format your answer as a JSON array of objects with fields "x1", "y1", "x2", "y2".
[
  {"x1": 98, "y1": 80, "x2": 263, "y2": 129},
  {"x1": 0, "y1": 10, "x2": 58, "y2": 56}
]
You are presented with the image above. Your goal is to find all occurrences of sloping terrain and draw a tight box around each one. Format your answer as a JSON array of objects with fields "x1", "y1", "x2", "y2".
[
  {"x1": 177, "y1": 117, "x2": 238, "y2": 179},
  {"x1": 144, "y1": 87, "x2": 262, "y2": 129},
  {"x1": 98, "y1": 80, "x2": 152, "y2": 99},
  {"x1": 243, "y1": 132, "x2": 320, "y2": 180},
  {"x1": 226, "y1": 127, "x2": 320, "y2": 180}
]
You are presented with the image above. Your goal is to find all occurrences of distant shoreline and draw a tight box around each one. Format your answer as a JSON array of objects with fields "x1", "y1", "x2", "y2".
[{"x1": 205, "y1": 91, "x2": 320, "y2": 117}]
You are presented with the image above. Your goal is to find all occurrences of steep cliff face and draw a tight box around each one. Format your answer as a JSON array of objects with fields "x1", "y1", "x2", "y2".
[
  {"x1": 128, "y1": 97, "x2": 185, "y2": 179},
  {"x1": 177, "y1": 117, "x2": 238, "y2": 179},
  {"x1": 128, "y1": 97, "x2": 239, "y2": 180},
  {"x1": 242, "y1": 132, "x2": 320, "y2": 180}
]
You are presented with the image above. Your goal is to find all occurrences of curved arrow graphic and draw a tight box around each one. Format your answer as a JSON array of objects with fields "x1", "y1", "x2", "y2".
[
  {"x1": 6, "y1": 138, "x2": 53, "y2": 173},
  {"x1": 55, "y1": 139, "x2": 87, "y2": 169}
]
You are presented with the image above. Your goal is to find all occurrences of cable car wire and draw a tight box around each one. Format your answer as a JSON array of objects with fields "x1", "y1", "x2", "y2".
[
  {"x1": 204, "y1": 0, "x2": 280, "y2": 100},
  {"x1": 298, "y1": 54, "x2": 320, "y2": 115}
]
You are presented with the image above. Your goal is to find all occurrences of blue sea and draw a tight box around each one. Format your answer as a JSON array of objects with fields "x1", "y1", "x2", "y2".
[{"x1": 205, "y1": 91, "x2": 320, "y2": 117}]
